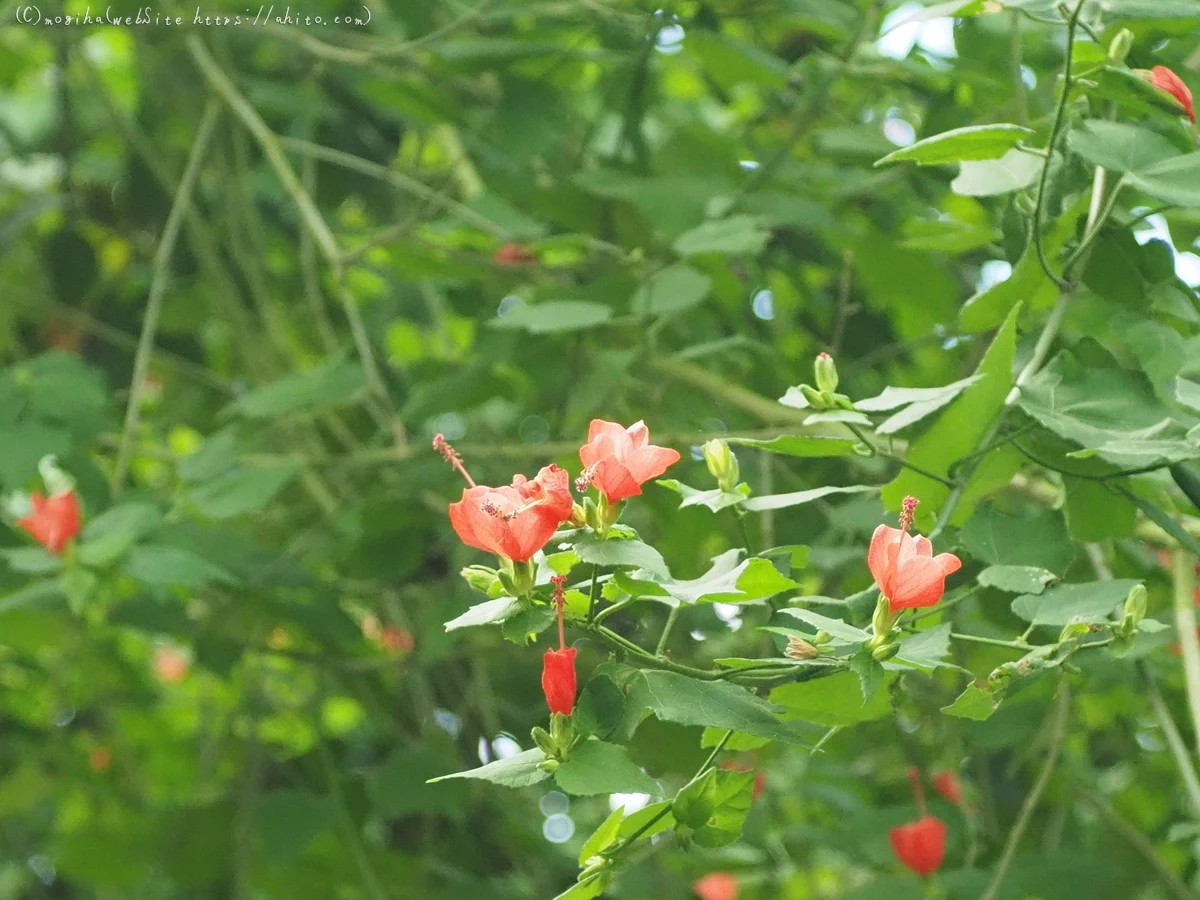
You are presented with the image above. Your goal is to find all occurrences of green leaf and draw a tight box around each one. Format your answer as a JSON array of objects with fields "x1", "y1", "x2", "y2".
[
  {"x1": 941, "y1": 684, "x2": 1000, "y2": 720},
  {"x1": 122, "y1": 545, "x2": 237, "y2": 588},
  {"x1": 227, "y1": 358, "x2": 367, "y2": 418},
  {"x1": 1116, "y1": 484, "x2": 1200, "y2": 560},
  {"x1": 778, "y1": 608, "x2": 869, "y2": 643},
  {"x1": 661, "y1": 550, "x2": 797, "y2": 605},
  {"x1": 618, "y1": 800, "x2": 674, "y2": 841},
  {"x1": 876, "y1": 124, "x2": 1033, "y2": 167},
  {"x1": 1178, "y1": 377, "x2": 1200, "y2": 413},
  {"x1": 635, "y1": 670, "x2": 810, "y2": 744},
  {"x1": 444, "y1": 596, "x2": 521, "y2": 631},
  {"x1": 857, "y1": 377, "x2": 982, "y2": 435},
  {"x1": 742, "y1": 484, "x2": 876, "y2": 512},
  {"x1": 882, "y1": 304, "x2": 1019, "y2": 527},
  {"x1": 1018, "y1": 351, "x2": 1198, "y2": 468},
  {"x1": 728, "y1": 435, "x2": 859, "y2": 458},
  {"x1": 849, "y1": 650, "x2": 885, "y2": 703},
  {"x1": 578, "y1": 805, "x2": 625, "y2": 864},
  {"x1": 658, "y1": 479, "x2": 750, "y2": 512},
  {"x1": 1, "y1": 547, "x2": 62, "y2": 575},
  {"x1": 633, "y1": 264, "x2": 713, "y2": 315},
  {"x1": 893, "y1": 624, "x2": 953, "y2": 670},
  {"x1": 573, "y1": 534, "x2": 670, "y2": 578},
  {"x1": 77, "y1": 502, "x2": 163, "y2": 566},
  {"x1": 555, "y1": 740, "x2": 660, "y2": 797},
  {"x1": 428, "y1": 748, "x2": 551, "y2": 788},
  {"x1": 674, "y1": 216, "x2": 769, "y2": 256},
  {"x1": 491, "y1": 301, "x2": 613, "y2": 333},
  {"x1": 771, "y1": 671, "x2": 893, "y2": 726},
  {"x1": 189, "y1": 464, "x2": 301, "y2": 519},
  {"x1": 951, "y1": 148, "x2": 1041, "y2": 196},
  {"x1": 1063, "y1": 477, "x2": 1137, "y2": 541},
  {"x1": 1010, "y1": 579, "x2": 1141, "y2": 625},
  {"x1": 252, "y1": 791, "x2": 331, "y2": 866},
  {"x1": 1124, "y1": 153, "x2": 1200, "y2": 208},
  {"x1": 501, "y1": 604, "x2": 557, "y2": 645},
  {"x1": 1066, "y1": 121, "x2": 1179, "y2": 174},
  {"x1": 692, "y1": 769, "x2": 756, "y2": 848},
  {"x1": 960, "y1": 504, "x2": 1075, "y2": 575},
  {"x1": 977, "y1": 565, "x2": 1058, "y2": 594},
  {"x1": 1095, "y1": 0, "x2": 1200, "y2": 19}
]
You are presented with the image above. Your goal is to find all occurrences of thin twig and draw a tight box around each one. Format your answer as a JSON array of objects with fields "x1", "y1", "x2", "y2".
[
  {"x1": 1142, "y1": 664, "x2": 1200, "y2": 818},
  {"x1": 1172, "y1": 549, "x2": 1200, "y2": 766},
  {"x1": 979, "y1": 682, "x2": 1071, "y2": 900},
  {"x1": 112, "y1": 100, "x2": 220, "y2": 493}
]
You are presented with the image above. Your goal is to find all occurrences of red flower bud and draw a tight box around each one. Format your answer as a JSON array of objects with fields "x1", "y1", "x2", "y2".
[
  {"x1": 18, "y1": 490, "x2": 81, "y2": 554},
  {"x1": 541, "y1": 646, "x2": 577, "y2": 716},
  {"x1": 889, "y1": 815, "x2": 946, "y2": 877},
  {"x1": 1149, "y1": 66, "x2": 1195, "y2": 124},
  {"x1": 693, "y1": 872, "x2": 738, "y2": 900},
  {"x1": 931, "y1": 770, "x2": 963, "y2": 806},
  {"x1": 493, "y1": 242, "x2": 537, "y2": 265}
]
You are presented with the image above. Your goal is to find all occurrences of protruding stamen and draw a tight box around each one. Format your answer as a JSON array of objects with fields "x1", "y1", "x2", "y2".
[
  {"x1": 481, "y1": 499, "x2": 503, "y2": 517},
  {"x1": 899, "y1": 496, "x2": 919, "y2": 532},
  {"x1": 433, "y1": 433, "x2": 476, "y2": 487},
  {"x1": 551, "y1": 574, "x2": 568, "y2": 649},
  {"x1": 575, "y1": 463, "x2": 599, "y2": 493}
]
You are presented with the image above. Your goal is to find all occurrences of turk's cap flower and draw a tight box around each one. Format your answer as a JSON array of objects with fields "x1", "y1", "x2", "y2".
[
  {"x1": 889, "y1": 815, "x2": 946, "y2": 877},
  {"x1": 692, "y1": 872, "x2": 739, "y2": 900},
  {"x1": 868, "y1": 524, "x2": 962, "y2": 612},
  {"x1": 448, "y1": 465, "x2": 573, "y2": 563},
  {"x1": 578, "y1": 419, "x2": 681, "y2": 504},
  {"x1": 541, "y1": 646, "x2": 577, "y2": 716},
  {"x1": 931, "y1": 769, "x2": 963, "y2": 806},
  {"x1": 1143, "y1": 66, "x2": 1195, "y2": 124}
]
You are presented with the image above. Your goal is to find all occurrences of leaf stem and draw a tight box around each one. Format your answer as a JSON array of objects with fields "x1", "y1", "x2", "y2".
[
  {"x1": 586, "y1": 564, "x2": 601, "y2": 621},
  {"x1": 1141, "y1": 664, "x2": 1200, "y2": 818},
  {"x1": 1171, "y1": 548, "x2": 1200, "y2": 766},
  {"x1": 948, "y1": 632, "x2": 1031, "y2": 651},
  {"x1": 846, "y1": 423, "x2": 954, "y2": 487},
  {"x1": 656, "y1": 607, "x2": 680, "y2": 656}
]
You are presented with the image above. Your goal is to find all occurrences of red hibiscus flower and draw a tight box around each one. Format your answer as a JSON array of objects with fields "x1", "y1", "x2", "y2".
[
  {"x1": 578, "y1": 419, "x2": 681, "y2": 504},
  {"x1": 448, "y1": 465, "x2": 574, "y2": 563}
]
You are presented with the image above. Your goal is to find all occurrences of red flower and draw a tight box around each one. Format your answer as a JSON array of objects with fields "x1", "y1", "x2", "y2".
[
  {"x1": 541, "y1": 646, "x2": 577, "y2": 715},
  {"x1": 890, "y1": 815, "x2": 946, "y2": 877},
  {"x1": 868, "y1": 524, "x2": 961, "y2": 612},
  {"x1": 380, "y1": 627, "x2": 414, "y2": 654},
  {"x1": 154, "y1": 647, "x2": 190, "y2": 683},
  {"x1": 693, "y1": 872, "x2": 738, "y2": 900},
  {"x1": 448, "y1": 465, "x2": 574, "y2": 562},
  {"x1": 493, "y1": 242, "x2": 537, "y2": 265},
  {"x1": 931, "y1": 770, "x2": 963, "y2": 806},
  {"x1": 1150, "y1": 66, "x2": 1195, "y2": 124},
  {"x1": 18, "y1": 490, "x2": 81, "y2": 555},
  {"x1": 578, "y1": 419, "x2": 681, "y2": 504}
]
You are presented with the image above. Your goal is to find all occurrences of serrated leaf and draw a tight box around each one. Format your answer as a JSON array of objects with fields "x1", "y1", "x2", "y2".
[
  {"x1": 428, "y1": 748, "x2": 550, "y2": 788},
  {"x1": 771, "y1": 671, "x2": 893, "y2": 726},
  {"x1": 1010, "y1": 579, "x2": 1141, "y2": 625},
  {"x1": 555, "y1": 740, "x2": 660, "y2": 796},
  {"x1": 573, "y1": 534, "x2": 670, "y2": 578},
  {"x1": 977, "y1": 565, "x2": 1057, "y2": 594},
  {"x1": 661, "y1": 550, "x2": 797, "y2": 605},
  {"x1": 849, "y1": 650, "x2": 885, "y2": 703},
  {"x1": 894, "y1": 623, "x2": 953, "y2": 670},
  {"x1": 444, "y1": 596, "x2": 520, "y2": 631},
  {"x1": 742, "y1": 484, "x2": 876, "y2": 511},
  {"x1": 877, "y1": 124, "x2": 1033, "y2": 167},
  {"x1": 778, "y1": 608, "x2": 869, "y2": 643},
  {"x1": 960, "y1": 504, "x2": 1075, "y2": 575},
  {"x1": 635, "y1": 670, "x2": 810, "y2": 744},
  {"x1": 941, "y1": 684, "x2": 1000, "y2": 720}
]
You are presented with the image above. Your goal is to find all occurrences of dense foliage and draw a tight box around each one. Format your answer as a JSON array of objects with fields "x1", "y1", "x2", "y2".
[{"x1": 4, "y1": 1, "x2": 1200, "y2": 898}]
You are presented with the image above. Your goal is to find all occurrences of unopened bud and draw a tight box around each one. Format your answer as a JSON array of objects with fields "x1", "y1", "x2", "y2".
[
  {"x1": 814, "y1": 352, "x2": 839, "y2": 394},
  {"x1": 1108, "y1": 28, "x2": 1133, "y2": 64},
  {"x1": 872, "y1": 641, "x2": 900, "y2": 662},
  {"x1": 537, "y1": 758, "x2": 560, "y2": 774},
  {"x1": 550, "y1": 710, "x2": 574, "y2": 750},
  {"x1": 871, "y1": 593, "x2": 894, "y2": 637},
  {"x1": 785, "y1": 636, "x2": 819, "y2": 659},
  {"x1": 461, "y1": 565, "x2": 500, "y2": 594},
  {"x1": 813, "y1": 630, "x2": 833, "y2": 646},
  {"x1": 1124, "y1": 583, "x2": 1147, "y2": 624},
  {"x1": 569, "y1": 503, "x2": 587, "y2": 528},
  {"x1": 531, "y1": 726, "x2": 557, "y2": 756},
  {"x1": 799, "y1": 384, "x2": 831, "y2": 411},
  {"x1": 702, "y1": 440, "x2": 740, "y2": 493}
]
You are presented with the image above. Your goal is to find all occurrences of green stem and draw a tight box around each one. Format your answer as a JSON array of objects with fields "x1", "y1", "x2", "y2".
[
  {"x1": 656, "y1": 607, "x2": 680, "y2": 656},
  {"x1": 588, "y1": 623, "x2": 719, "y2": 680},
  {"x1": 586, "y1": 565, "x2": 601, "y2": 621},
  {"x1": 948, "y1": 632, "x2": 1030, "y2": 651},
  {"x1": 1171, "y1": 549, "x2": 1200, "y2": 766},
  {"x1": 1141, "y1": 664, "x2": 1200, "y2": 817},
  {"x1": 847, "y1": 424, "x2": 954, "y2": 488},
  {"x1": 316, "y1": 734, "x2": 393, "y2": 900},
  {"x1": 734, "y1": 510, "x2": 755, "y2": 553},
  {"x1": 908, "y1": 588, "x2": 979, "y2": 624},
  {"x1": 592, "y1": 596, "x2": 634, "y2": 624}
]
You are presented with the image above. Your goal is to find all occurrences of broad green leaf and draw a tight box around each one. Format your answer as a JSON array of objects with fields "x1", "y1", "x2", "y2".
[
  {"x1": 778, "y1": 608, "x2": 869, "y2": 643},
  {"x1": 977, "y1": 565, "x2": 1057, "y2": 594},
  {"x1": 550, "y1": 875, "x2": 608, "y2": 900},
  {"x1": 742, "y1": 484, "x2": 876, "y2": 512},
  {"x1": 1063, "y1": 477, "x2": 1137, "y2": 541},
  {"x1": 1018, "y1": 350, "x2": 1199, "y2": 468},
  {"x1": 660, "y1": 550, "x2": 797, "y2": 605},
  {"x1": 227, "y1": 358, "x2": 367, "y2": 418},
  {"x1": 573, "y1": 534, "x2": 670, "y2": 578},
  {"x1": 771, "y1": 671, "x2": 893, "y2": 726},
  {"x1": 578, "y1": 806, "x2": 624, "y2": 864},
  {"x1": 122, "y1": 545, "x2": 237, "y2": 588},
  {"x1": 960, "y1": 504, "x2": 1075, "y2": 575},
  {"x1": 633, "y1": 264, "x2": 712, "y2": 316},
  {"x1": 674, "y1": 216, "x2": 769, "y2": 257},
  {"x1": 893, "y1": 623, "x2": 953, "y2": 670},
  {"x1": 1125, "y1": 153, "x2": 1200, "y2": 207},
  {"x1": 444, "y1": 596, "x2": 520, "y2": 631},
  {"x1": 882, "y1": 305, "x2": 1019, "y2": 526},
  {"x1": 428, "y1": 748, "x2": 550, "y2": 788},
  {"x1": 658, "y1": 479, "x2": 750, "y2": 512},
  {"x1": 941, "y1": 684, "x2": 1000, "y2": 720},
  {"x1": 1066, "y1": 121, "x2": 1178, "y2": 174},
  {"x1": 555, "y1": 740, "x2": 660, "y2": 797},
  {"x1": 490, "y1": 300, "x2": 613, "y2": 333},
  {"x1": 951, "y1": 148, "x2": 1041, "y2": 196},
  {"x1": 856, "y1": 377, "x2": 980, "y2": 412},
  {"x1": 189, "y1": 464, "x2": 301, "y2": 519},
  {"x1": 77, "y1": 502, "x2": 163, "y2": 566},
  {"x1": 635, "y1": 670, "x2": 810, "y2": 744},
  {"x1": 1, "y1": 547, "x2": 61, "y2": 575},
  {"x1": 1010, "y1": 579, "x2": 1141, "y2": 625},
  {"x1": 1095, "y1": 0, "x2": 1200, "y2": 18},
  {"x1": 876, "y1": 124, "x2": 1033, "y2": 167},
  {"x1": 728, "y1": 435, "x2": 859, "y2": 458},
  {"x1": 1179, "y1": 378, "x2": 1200, "y2": 413},
  {"x1": 692, "y1": 769, "x2": 756, "y2": 848},
  {"x1": 849, "y1": 650, "x2": 885, "y2": 702}
]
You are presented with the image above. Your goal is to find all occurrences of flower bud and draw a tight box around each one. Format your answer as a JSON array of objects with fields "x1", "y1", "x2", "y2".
[
  {"x1": 461, "y1": 565, "x2": 500, "y2": 594},
  {"x1": 814, "y1": 352, "x2": 839, "y2": 394},
  {"x1": 512, "y1": 559, "x2": 536, "y2": 597},
  {"x1": 813, "y1": 630, "x2": 833, "y2": 645},
  {"x1": 531, "y1": 726, "x2": 557, "y2": 757},
  {"x1": 1107, "y1": 28, "x2": 1133, "y2": 64},
  {"x1": 569, "y1": 503, "x2": 587, "y2": 528},
  {"x1": 872, "y1": 641, "x2": 900, "y2": 662},
  {"x1": 537, "y1": 758, "x2": 560, "y2": 773},
  {"x1": 785, "y1": 636, "x2": 819, "y2": 659},
  {"x1": 1124, "y1": 583, "x2": 1147, "y2": 624},
  {"x1": 799, "y1": 384, "x2": 831, "y2": 411},
  {"x1": 702, "y1": 440, "x2": 740, "y2": 493},
  {"x1": 871, "y1": 593, "x2": 894, "y2": 637}
]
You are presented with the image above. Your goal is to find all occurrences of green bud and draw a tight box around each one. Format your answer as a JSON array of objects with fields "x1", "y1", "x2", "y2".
[
  {"x1": 799, "y1": 384, "x2": 831, "y2": 411},
  {"x1": 1014, "y1": 192, "x2": 1037, "y2": 217},
  {"x1": 569, "y1": 503, "x2": 588, "y2": 528},
  {"x1": 833, "y1": 393, "x2": 857, "y2": 411},
  {"x1": 702, "y1": 439, "x2": 740, "y2": 493},
  {"x1": 1124, "y1": 583, "x2": 1147, "y2": 624},
  {"x1": 1107, "y1": 28, "x2": 1133, "y2": 64},
  {"x1": 871, "y1": 641, "x2": 900, "y2": 662},
  {"x1": 814, "y1": 352, "x2": 839, "y2": 394},
  {"x1": 537, "y1": 759, "x2": 560, "y2": 774},
  {"x1": 497, "y1": 569, "x2": 519, "y2": 597},
  {"x1": 531, "y1": 727, "x2": 557, "y2": 757},
  {"x1": 813, "y1": 630, "x2": 833, "y2": 646},
  {"x1": 672, "y1": 768, "x2": 719, "y2": 829},
  {"x1": 512, "y1": 559, "x2": 536, "y2": 597},
  {"x1": 578, "y1": 857, "x2": 613, "y2": 882},
  {"x1": 461, "y1": 565, "x2": 500, "y2": 594},
  {"x1": 550, "y1": 711, "x2": 575, "y2": 752},
  {"x1": 871, "y1": 594, "x2": 895, "y2": 639}
]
